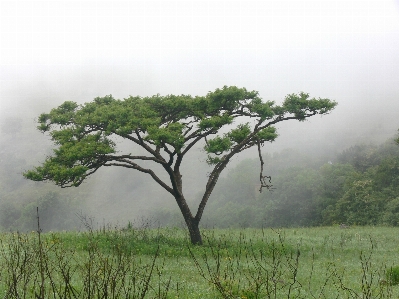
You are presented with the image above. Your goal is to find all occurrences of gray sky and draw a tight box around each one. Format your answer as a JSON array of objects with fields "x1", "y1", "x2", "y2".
[{"x1": 1, "y1": 0, "x2": 399, "y2": 146}]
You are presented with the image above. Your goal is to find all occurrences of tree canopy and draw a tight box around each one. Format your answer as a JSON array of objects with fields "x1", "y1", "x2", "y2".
[{"x1": 24, "y1": 86, "x2": 337, "y2": 244}]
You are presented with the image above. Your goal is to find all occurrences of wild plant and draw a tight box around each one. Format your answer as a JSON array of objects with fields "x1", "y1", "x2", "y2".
[
  {"x1": 189, "y1": 230, "x2": 303, "y2": 299},
  {"x1": 0, "y1": 211, "x2": 171, "y2": 298},
  {"x1": 325, "y1": 235, "x2": 392, "y2": 299},
  {"x1": 0, "y1": 232, "x2": 36, "y2": 298},
  {"x1": 188, "y1": 229, "x2": 396, "y2": 299}
]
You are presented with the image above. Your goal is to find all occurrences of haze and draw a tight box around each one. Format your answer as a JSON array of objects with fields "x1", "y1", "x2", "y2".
[{"x1": 1, "y1": 0, "x2": 399, "y2": 228}]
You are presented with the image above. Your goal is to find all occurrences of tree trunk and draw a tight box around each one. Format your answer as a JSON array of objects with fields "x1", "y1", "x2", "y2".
[
  {"x1": 174, "y1": 197, "x2": 203, "y2": 244},
  {"x1": 173, "y1": 186, "x2": 203, "y2": 244},
  {"x1": 186, "y1": 218, "x2": 202, "y2": 245}
]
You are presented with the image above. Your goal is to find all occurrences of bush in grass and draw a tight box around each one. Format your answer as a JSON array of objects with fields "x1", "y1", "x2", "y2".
[{"x1": 386, "y1": 266, "x2": 399, "y2": 285}]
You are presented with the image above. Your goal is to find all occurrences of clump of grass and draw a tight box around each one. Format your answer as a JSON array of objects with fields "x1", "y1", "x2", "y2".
[{"x1": 386, "y1": 266, "x2": 399, "y2": 285}]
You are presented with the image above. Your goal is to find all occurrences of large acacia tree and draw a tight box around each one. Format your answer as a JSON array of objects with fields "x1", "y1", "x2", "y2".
[{"x1": 24, "y1": 86, "x2": 336, "y2": 244}]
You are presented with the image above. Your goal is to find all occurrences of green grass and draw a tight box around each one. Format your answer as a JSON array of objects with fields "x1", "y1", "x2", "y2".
[{"x1": 0, "y1": 226, "x2": 398, "y2": 298}]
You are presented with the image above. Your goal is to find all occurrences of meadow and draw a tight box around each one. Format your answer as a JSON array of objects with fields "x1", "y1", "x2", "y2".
[{"x1": 0, "y1": 225, "x2": 398, "y2": 298}]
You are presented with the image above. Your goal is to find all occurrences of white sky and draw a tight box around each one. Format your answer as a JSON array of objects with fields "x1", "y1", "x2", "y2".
[{"x1": 1, "y1": 0, "x2": 399, "y2": 143}]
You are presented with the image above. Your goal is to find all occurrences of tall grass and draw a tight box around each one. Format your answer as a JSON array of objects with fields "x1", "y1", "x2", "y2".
[
  {"x1": 0, "y1": 225, "x2": 398, "y2": 298},
  {"x1": 0, "y1": 219, "x2": 177, "y2": 298}
]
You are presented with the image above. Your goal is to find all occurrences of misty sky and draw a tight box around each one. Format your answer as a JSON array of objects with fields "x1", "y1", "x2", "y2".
[{"x1": 1, "y1": 0, "x2": 399, "y2": 148}]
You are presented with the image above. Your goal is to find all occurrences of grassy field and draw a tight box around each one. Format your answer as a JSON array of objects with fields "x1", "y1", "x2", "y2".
[{"x1": 0, "y1": 226, "x2": 398, "y2": 298}]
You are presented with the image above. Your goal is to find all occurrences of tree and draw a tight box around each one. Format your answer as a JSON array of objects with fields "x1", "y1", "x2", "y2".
[{"x1": 24, "y1": 86, "x2": 337, "y2": 244}]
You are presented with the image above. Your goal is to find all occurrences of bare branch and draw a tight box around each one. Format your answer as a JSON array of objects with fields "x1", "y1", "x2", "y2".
[
  {"x1": 194, "y1": 156, "x2": 230, "y2": 222},
  {"x1": 57, "y1": 165, "x2": 102, "y2": 188},
  {"x1": 106, "y1": 154, "x2": 166, "y2": 164},
  {"x1": 104, "y1": 160, "x2": 174, "y2": 195},
  {"x1": 257, "y1": 139, "x2": 274, "y2": 193},
  {"x1": 182, "y1": 129, "x2": 217, "y2": 156},
  {"x1": 182, "y1": 124, "x2": 194, "y2": 136},
  {"x1": 119, "y1": 132, "x2": 158, "y2": 155}
]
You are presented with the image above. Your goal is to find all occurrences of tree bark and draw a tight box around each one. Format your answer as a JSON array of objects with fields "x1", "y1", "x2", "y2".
[
  {"x1": 174, "y1": 194, "x2": 203, "y2": 245},
  {"x1": 169, "y1": 169, "x2": 203, "y2": 245},
  {"x1": 185, "y1": 217, "x2": 202, "y2": 245},
  {"x1": 177, "y1": 201, "x2": 202, "y2": 245}
]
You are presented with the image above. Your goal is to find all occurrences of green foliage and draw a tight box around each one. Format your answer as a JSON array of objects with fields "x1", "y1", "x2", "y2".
[
  {"x1": 386, "y1": 266, "x2": 399, "y2": 286},
  {"x1": 24, "y1": 163, "x2": 90, "y2": 187},
  {"x1": 25, "y1": 86, "x2": 336, "y2": 188},
  {"x1": 204, "y1": 125, "x2": 277, "y2": 165},
  {"x1": 205, "y1": 136, "x2": 232, "y2": 156},
  {"x1": 334, "y1": 179, "x2": 385, "y2": 225},
  {"x1": 282, "y1": 92, "x2": 336, "y2": 120},
  {"x1": 319, "y1": 163, "x2": 357, "y2": 199},
  {"x1": 382, "y1": 197, "x2": 399, "y2": 226},
  {"x1": 256, "y1": 126, "x2": 278, "y2": 142},
  {"x1": 374, "y1": 157, "x2": 399, "y2": 190},
  {"x1": 226, "y1": 123, "x2": 251, "y2": 144},
  {"x1": 146, "y1": 122, "x2": 186, "y2": 151},
  {"x1": 38, "y1": 101, "x2": 79, "y2": 128},
  {"x1": 24, "y1": 130, "x2": 115, "y2": 186},
  {"x1": 198, "y1": 114, "x2": 233, "y2": 130},
  {"x1": 246, "y1": 97, "x2": 275, "y2": 120}
]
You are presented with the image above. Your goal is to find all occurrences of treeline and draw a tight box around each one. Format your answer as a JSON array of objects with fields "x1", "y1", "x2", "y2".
[
  {"x1": 199, "y1": 134, "x2": 399, "y2": 228},
  {"x1": 0, "y1": 191, "x2": 80, "y2": 231}
]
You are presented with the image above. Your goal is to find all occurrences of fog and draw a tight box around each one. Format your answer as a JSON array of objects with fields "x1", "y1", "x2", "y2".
[{"x1": 1, "y1": 1, "x2": 399, "y2": 228}]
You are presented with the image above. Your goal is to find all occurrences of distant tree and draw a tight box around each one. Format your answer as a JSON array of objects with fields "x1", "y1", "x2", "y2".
[
  {"x1": 333, "y1": 178, "x2": 386, "y2": 225},
  {"x1": 337, "y1": 144, "x2": 380, "y2": 172},
  {"x1": 261, "y1": 167, "x2": 321, "y2": 227},
  {"x1": 319, "y1": 163, "x2": 357, "y2": 200},
  {"x1": 21, "y1": 192, "x2": 78, "y2": 232},
  {"x1": 373, "y1": 157, "x2": 399, "y2": 191},
  {"x1": 23, "y1": 86, "x2": 336, "y2": 244},
  {"x1": 382, "y1": 197, "x2": 399, "y2": 226},
  {"x1": 0, "y1": 202, "x2": 21, "y2": 230}
]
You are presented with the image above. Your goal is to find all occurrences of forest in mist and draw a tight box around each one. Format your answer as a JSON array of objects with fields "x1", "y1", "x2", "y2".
[{"x1": 1, "y1": 1, "x2": 399, "y2": 231}]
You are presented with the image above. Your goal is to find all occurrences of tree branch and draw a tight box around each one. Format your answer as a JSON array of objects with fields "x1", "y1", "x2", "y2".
[
  {"x1": 182, "y1": 129, "x2": 217, "y2": 156},
  {"x1": 106, "y1": 154, "x2": 166, "y2": 164},
  {"x1": 194, "y1": 113, "x2": 309, "y2": 221},
  {"x1": 257, "y1": 139, "x2": 274, "y2": 193},
  {"x1": 104, "y1": 160, "x2": 174, "y2": 195},
  {"x1": 194, "y1": 158, "x2": 230, "y2": 222},
  {"x1": 120, "y1": 132, "x2": 157, "y2": 155}
]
